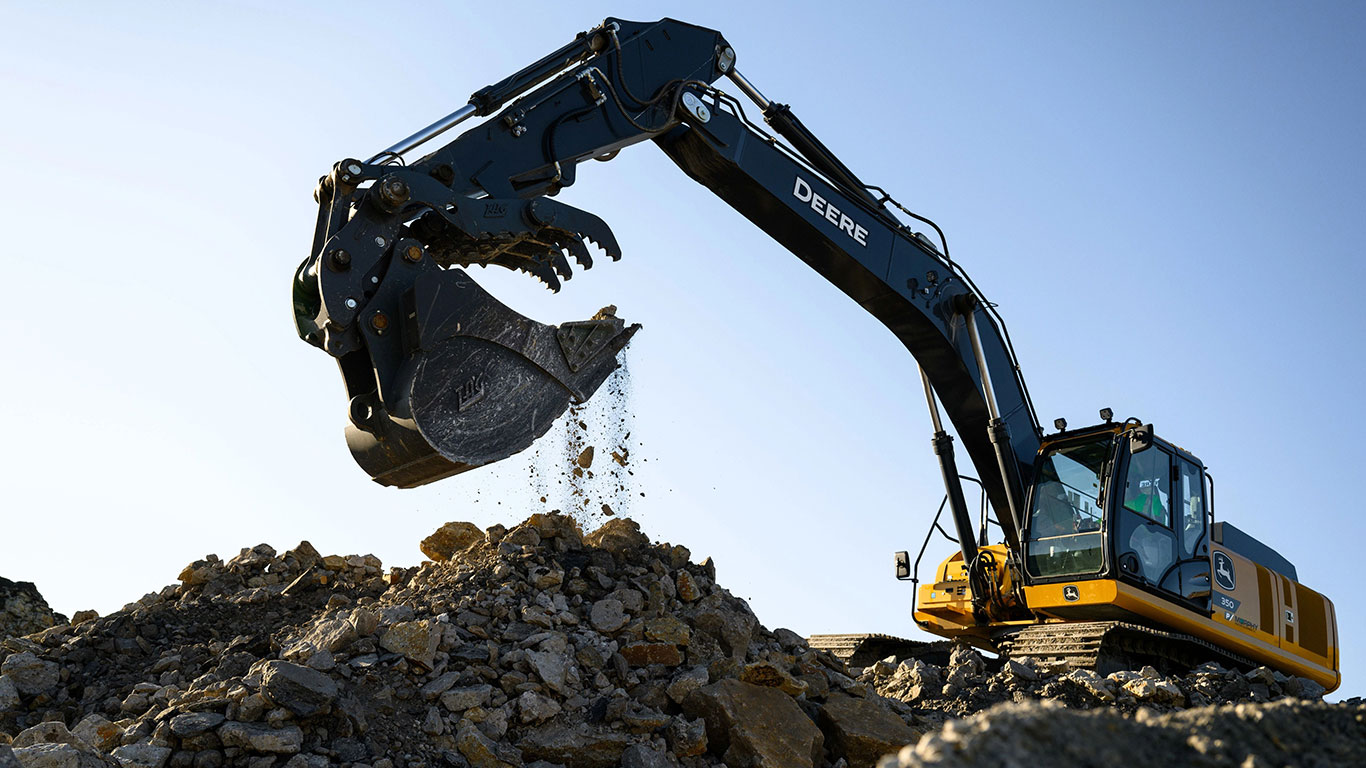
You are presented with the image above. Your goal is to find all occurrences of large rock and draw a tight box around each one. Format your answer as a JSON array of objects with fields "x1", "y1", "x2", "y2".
[
  {"x1": 260, "y1": 660, "x2": 338, "y2": 717},
  {"x1": 517, "y1": 724, "x2": 633, "y2": 768},
  {"x1": 0, "y1": 675, "x2": 20, "y2": 712},
  {"x1": 620, "y1": 642, "x2": 682, "y2": 667},
  {"x1": 817, "y1": 692, "x2": 922, "y2": 768},
  {"x1": 583, "y1": 519, "x2": 649, "y2": 556},
  {"x1": 379, "y1": 619, "x2": 439, "y2": 670},
  {"x1": 589, "y1": 599, "x2": 627, "y2": 634},
  {"x1": 683, "y1": 679, "x2": 824, "y2": 767},
  {"x1": 456, "y1": 720, "x2": 520, "y2": 768},
  {"x1": 71, "y1": 715, "x2": 120, "y2": 752},
  {"x1": 1, "y1": 652, "x2": 60, "y2": 696},
  {"x1": 420, "y1": 522, "x2": 485, "y2": 562},
  {"x1": 303, "y1": 617, "x2": 358, "y2": 654},
  {"x1": 7, "y1": 743, "x2": 112, "y2": 768},
  {"x1": 13, "y1": 721, "x2": 82, "y2": 748},
  {"x1": 0, "y1": 745, "x2": 20, "y2": 768},
  {"x1": 217, "y1": 723, "x2": 304, "y2": 755},
  {"x1": 525, "y1": 513, "x2": 584, "y2": 546},
  {"x1": 527, "y1": 647, "x2": 572, "y2": 694},
  {"x1": 109, "y1": 744, "x2": 172, "y2": 768},
  {"x1": 168, "y1": 712, "x2": 225, "y2": 738},
  {"x1": 441, "y1": 684, "x2": 493, "y2": 712}
]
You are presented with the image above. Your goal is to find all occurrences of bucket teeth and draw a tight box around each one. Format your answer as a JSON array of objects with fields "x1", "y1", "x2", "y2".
[{"x1": 414, "y1": 196, "x2": 618, "y2": 293}]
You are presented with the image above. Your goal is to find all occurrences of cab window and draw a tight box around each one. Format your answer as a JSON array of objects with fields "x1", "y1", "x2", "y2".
[
  {"x1": 1123, "y1": 448, "x2": 1171, "y2": 525},
  {"x1": 1178, "y1": 460, "x2": 1206, "y2": 558},
  {"x1": 1025, "y1": 437, "x2": 1108, "y2": 578}
]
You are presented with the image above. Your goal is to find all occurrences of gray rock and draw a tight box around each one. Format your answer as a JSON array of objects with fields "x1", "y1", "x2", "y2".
[
  {"x1": 666, "y1": 717, "x2": 707, "y2": 758},
  {"x1": 0, "y1": 674, "x2": 20, "y2": 711},
  {"x1": 583, "y1": 519, "x2": 649, "y2": 555},
  {"x1": 1, "y1": 652, "x2": 60, "y2": 695},
  {"x1": 1062, "y1": 669, "x2": 1116, "y2": 703},
  {"x1": 527, "y1": 649, "x2": 571, "y2": 695},
  {"x1": 260, "y1": 660, "x2": 337, "y2": 718},
  {"x1": 13, "y1": 721, "x2": 82, "y2": 748},
  {"x1": 421, "y1": 671, "x2": 461, "y2": 700},
  {"x1": 349, "y1": 607, "x2": 379, "y2": 637},
  {"x1": 303, "y1": 618, "x2": 357, "y2": 654},
  {"x1": 619, "y1": 744, "x2": 674, "y2": 768},
  {"x1": 422, "y1": 706, "x2": 445, "y2": 736},
  {"x1": 71, "y1": 715, "x2": 120, "y2": 752},
  {"x1": 456, "y1": 719, "x2": 519, "y2": 768},
  {"x1": 441, "y1": 684, "x2": 494, "y2": 712},
  {"x1": 518, "y1": 691, "x2": 562, "y2": 723},
  {"x1": 0, "y1": 745, "x2": 20, "y2": 768},
  {"x1": 666, "y1": 667, "x2": 710, "y2": 705},
  {"x1": 169, "y1": 713, "x2": 225, "y2": 738},
  {"x1": 9, "y1": 743, "x2": 112, "y2": 768},
  {"x1": 1295, "y1": 677, "x2": 1327, "y2": 699},
  {"x1": 216, "y1": 723, "x2": 303, "y2": 755},
  {"x1": 1005, "y1": 660, "x2": 1038, "y2": 682},
  {"x1": 378, "y1": 619, "x2": 438, "y2": 670},
  {"x1": 947, "y1": 643, "x2": 985, "y2": 676},
  {"x1": 589, "y1": 599, "x2": 627, "y2": 634},
  {"x1": 110, "y1": 744, "x2": 172, "y2": 768},
  {"x1": 683, "y1": 679, "x2": 824, "y2": 768},
  {"x1": 817, "y1": 692, "x2": 921, "y2": 767},
  {"x1": 517, "y1": 724, "x2": 631, "y2": 768}
]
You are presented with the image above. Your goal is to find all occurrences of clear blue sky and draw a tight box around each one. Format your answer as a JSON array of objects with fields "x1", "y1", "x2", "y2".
[{"x1": 3, "y1": 2, "x2": 1363, "y2": 699}]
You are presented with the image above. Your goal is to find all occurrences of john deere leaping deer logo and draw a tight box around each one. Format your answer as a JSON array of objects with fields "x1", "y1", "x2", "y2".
[
  {"x1": 1063, "y1": 585, "x2": 1080, "y2": 602},
  {"x1": 1213, "y1": 551, "x2": 1236, "y2": 591}
]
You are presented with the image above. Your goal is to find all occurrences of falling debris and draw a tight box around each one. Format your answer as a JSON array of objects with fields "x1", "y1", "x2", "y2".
[
  {"x1": 576, "y1": 445, "x2": 595, "y2": 469},
  {"x1": 526, "y1": 357, "x2": 638, "y2": 531}
]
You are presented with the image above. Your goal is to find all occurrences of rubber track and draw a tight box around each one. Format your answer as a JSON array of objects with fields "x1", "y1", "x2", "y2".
[
  {"x1": 808, "y1": 633, "x2": 953, "y2": 668},
  {"x1": 996, "y1": 621, "x2": 1257, "y2": 675}
]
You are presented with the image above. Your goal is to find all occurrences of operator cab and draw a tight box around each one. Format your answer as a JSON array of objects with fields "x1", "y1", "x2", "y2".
[{"x1": 1023, "y1": 422, "x2": 1213, "y2": 609}]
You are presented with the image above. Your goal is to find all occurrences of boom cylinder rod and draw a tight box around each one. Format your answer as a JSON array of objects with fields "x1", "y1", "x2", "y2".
[
  {"x1": 920, "y1": 367, "x2": 980, "y2": 570},
  {"x1": 963, "y1": 305, "x2": 1026, "y2": 550},
  {"x1": 964, "y1": 308, "x2": 1002, "y2": 421}
]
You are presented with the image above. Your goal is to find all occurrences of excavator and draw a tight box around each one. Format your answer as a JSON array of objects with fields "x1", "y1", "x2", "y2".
[{"x1": 291, "y1": 17, "x2": 1340, "y2": 692}]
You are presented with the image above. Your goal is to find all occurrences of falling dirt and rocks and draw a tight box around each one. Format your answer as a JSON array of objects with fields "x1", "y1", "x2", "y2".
[
  {"x1": 525, "y1": 362, "x2": 641, "y2": 532},
  {"x1": 1, "y1": 513, "x2": 1361, "y2": 768}
]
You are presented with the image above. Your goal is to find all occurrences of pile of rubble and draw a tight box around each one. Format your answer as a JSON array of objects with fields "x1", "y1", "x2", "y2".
[
  {"x1": 1, "y1": 513, "x2": 1360, "y2": 768},
  {"x1": 860, "y1": 642, "x2": 1329, "y2": 723},
  {"x1": 0, "y1": 579, "x2": 66, "y2": 641},
  {"x1": 0, "y1": 515, "x2": 922, "y2": 768}
]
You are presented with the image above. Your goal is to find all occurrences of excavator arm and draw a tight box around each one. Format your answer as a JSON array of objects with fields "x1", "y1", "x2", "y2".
[{"x1": 293, "y1": 17, "x2": 1041, "y2": 551}]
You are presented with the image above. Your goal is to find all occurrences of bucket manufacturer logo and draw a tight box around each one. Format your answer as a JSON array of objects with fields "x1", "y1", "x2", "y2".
[
  {"x1": 1213, "y1": 551, "x2": 1236, "y2": 591},
  {"x1": 1063, "y1": 585, "x2": 1080, "y2": 602}
]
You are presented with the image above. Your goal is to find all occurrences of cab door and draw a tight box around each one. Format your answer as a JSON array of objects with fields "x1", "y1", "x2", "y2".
[
  {"x1": 1114, "y1": 443, "x2": 1179, "y2": 588},
  {"x1": 1113, "y1": 440, "x2": 1210, "y2": 609},
  {"x1": 1171, "y1": 459, "x2": 1212, "y2": 606}
]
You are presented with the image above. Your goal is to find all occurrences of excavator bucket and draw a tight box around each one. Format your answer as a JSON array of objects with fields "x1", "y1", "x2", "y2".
[
  {"x1": 296, "y1": 159, "x2": 638, "y2": 488},
  {"x1": 343, "y1": 268, "x2": 639, "y2": 488}
]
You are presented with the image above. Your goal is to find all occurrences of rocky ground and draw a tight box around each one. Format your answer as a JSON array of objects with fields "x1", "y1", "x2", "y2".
[{"x1": 2, "y1": 514, "x2": 1361, "y2": 768}]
